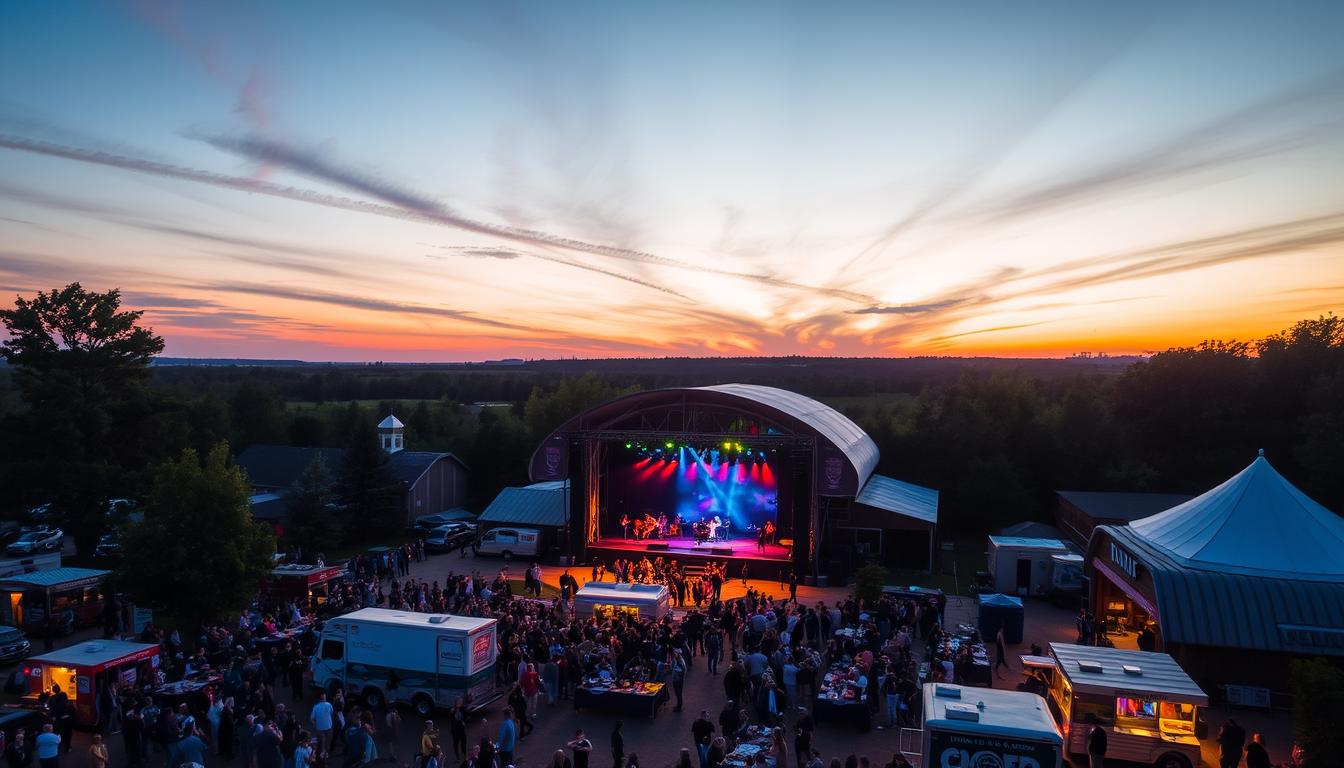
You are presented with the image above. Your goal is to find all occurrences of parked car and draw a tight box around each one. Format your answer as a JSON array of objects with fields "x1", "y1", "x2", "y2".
[
  {"x1": 472, "y1": 527, "x2": 540, "y2": 561},
  {"x1": 425, "y1": 523, "x2": 475, "y2": 553},
  {"x1": 94, "y1": 533, "x2": 122, "y2": 559},
  {"x1": 0, "y1": 627, "x2": 31, "y2": 666},
  {"x1": 412, "y1": 509, "x2": 476, "y2": 532},
  {"x1": 6, "y1": 527, "x2": 62, "y2": 555}
]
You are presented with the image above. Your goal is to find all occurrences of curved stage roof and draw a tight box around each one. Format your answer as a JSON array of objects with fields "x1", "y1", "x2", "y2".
[{"x1": 529, "y1": 383, "x2": 880, "y2": 497}]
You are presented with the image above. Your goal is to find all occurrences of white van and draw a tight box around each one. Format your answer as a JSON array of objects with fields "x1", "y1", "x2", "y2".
[
  {"x1": 901, "y1": 683, "x2": 1063, "y2": 768},
  {"x1": 472, "y1": 527, "x2": 540, "y2": 560},
  {"x1": 311, "y1": 608, "x2": 499, "y2": 715}
]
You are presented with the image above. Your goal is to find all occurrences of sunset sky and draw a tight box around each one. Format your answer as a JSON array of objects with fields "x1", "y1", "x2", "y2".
[{"x1": 2, "y1": 2, "x2": 1343, "y2": 361}]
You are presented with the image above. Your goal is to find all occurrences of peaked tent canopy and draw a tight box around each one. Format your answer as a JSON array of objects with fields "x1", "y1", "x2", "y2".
[{"x1": 1128, "y1": 453, "x2": 1344, "y2": 580}]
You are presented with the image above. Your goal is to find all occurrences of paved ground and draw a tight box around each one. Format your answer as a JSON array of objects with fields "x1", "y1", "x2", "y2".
[{"x1": 18, "y1": 549, "x2": 1299, "y2": 768}]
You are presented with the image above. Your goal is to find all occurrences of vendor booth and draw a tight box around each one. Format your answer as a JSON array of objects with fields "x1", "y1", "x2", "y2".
[
  {"x1": 1045, "y1": 643, "x2": 1207, "y2": 768},
  {"x1": 987, "y1": 536, "x2": 1072, "y2": 596},
  {"x1": 1086, "y1": 452, "x2": 1344, "y2": 690},
  {"x1": 573, "y1": 583, "x2": 670, "y2": 620},
  {"x1": 260, "y1": 564, "x2": 347, "y2": 604},
  {"x1": 0, "y1": 568, "x2": 110, "y2": 636},
  {"x1": 24, "y1": 641, "x2": 159, "y2": 727},
  {"x1": 977, "y1": 593, "x2": 1025, "y2": 645}
]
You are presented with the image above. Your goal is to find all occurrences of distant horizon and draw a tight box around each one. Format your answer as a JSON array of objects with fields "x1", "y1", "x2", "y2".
[
  {"x1": 148, "y1": 350, "x2": 1149, "y2": 365},
  {"x1": 3, "y1": 2, "x2": 1343, "y2": 360}
]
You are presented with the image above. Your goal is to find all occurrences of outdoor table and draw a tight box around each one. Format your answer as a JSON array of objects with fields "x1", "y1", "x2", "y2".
[
  {"x1": 153, "y1": 673, "x2": 223, "y2": 710},
  {"x1": 574, "y1": 680, "x2": 668, "y2": 718},
  {"x1": 724, "y1": 727, "x2": 775, "y2": 768},
  {"x1": 812, "y1": 693, "x2": 871, "y2": 730}
]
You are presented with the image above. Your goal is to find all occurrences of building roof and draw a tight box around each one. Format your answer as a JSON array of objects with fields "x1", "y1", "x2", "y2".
[
  {"x1": 1048, "y1": 643, "x2": 1208, "y2": 705},
  {"x1": 236, "y1": 445, "x2": 345, "y2": 491},
  {"x1": 249, "y1": 493, "x2": 289, "y2": 521},
  {"x1": 697, "y1": 384, "x2": 880, "y2": 489},
  {"x1": 1101, "y1": 524, "x2": 1344, "y2": 656},
  {"x1": 1057, "y1": 490, "x2": 1195, "y2": 523},
  {"x1": 479, "y1": 481, "x2": 569, "y2": 527},
  {"x1": 854, "y1": 474, "x2": 938, "y2": 526},
  {"x1": 237, "y1": 445, "x2": 466, "y2": 493},
  {"x1": 920, "y1": 684, "x2": 1062, "y2": 743},
  {"x1": 997, "y1": 520, "x2": 1064, "y2": 540},
  {"x1": 988, "y1": 536, "x2": 1070, "y2": 551},
  {"x1": 29, "y1": 641, "x2": 159, "y2": 669},
  {"x1": 378, "y1": 414, "x2": 404, "y2": 429},
  {"x1": 0, "y1": 567, "x2": 109, "y2": 588},
  {"x1": 1128, "y1": 454, "x2": 1344, "y2": 579}
]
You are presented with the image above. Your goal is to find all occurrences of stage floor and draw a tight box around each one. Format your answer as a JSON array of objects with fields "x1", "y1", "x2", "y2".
[{"x1": 590, "y1": 535, "x2": 793, "y2": 561}]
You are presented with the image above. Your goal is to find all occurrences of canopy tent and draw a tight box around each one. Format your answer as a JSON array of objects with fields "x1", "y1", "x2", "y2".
[
  {"x1": 1129, "y1": 452, "x2": 1344, "y2": 579},
  {"x1": 479, "y1": 481, "x2": 569, "y2": 527},
  {"x1": 977, "y1": 593, "x2": 1025, "y2": 645}
]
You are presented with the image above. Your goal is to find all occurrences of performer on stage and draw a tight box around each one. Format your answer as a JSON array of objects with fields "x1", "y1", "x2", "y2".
[
  {"x1": 764, "y1": 520, "x2": 776, "y2": 545},
  {"x1": 621, "y1": 514, "x2": 631, "y2": 539},
  {"x1": 657, "y1": 513, "x2": 668, "y2": 538},
  {"x1": 757, "y1": 523, "x2": 768, "y2": 552},
  {"x1": 707, "y1": 516, "x2": 720, "y2": 543}
]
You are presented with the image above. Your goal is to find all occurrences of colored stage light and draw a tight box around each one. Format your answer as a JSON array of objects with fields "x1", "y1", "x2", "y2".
[
  {"x1": 665, "y1": 441, "x2": 674, "y2": 449},
  {"x1": 625, "y1": 443, "x2": 632, "y2": 449},
  {"x1": 723, "y1": 441, "x2": 732, "y2": 450}
]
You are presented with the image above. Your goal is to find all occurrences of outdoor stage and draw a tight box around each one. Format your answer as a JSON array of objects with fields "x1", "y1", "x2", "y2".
[{"x1": 587, "y1": 535, "x2": 796, "y2": 578}]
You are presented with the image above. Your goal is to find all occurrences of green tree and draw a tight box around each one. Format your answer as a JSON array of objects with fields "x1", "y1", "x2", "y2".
[
  {"x1": 284, "y1": 455, "x2": 342, "y2": 555},
  {"x1": 1290, "y1": 657, "x2": 1344, "y2": 767},
  {"x1": 522, "y1": 374, "x2": 639, "y2": 443},
  {"x1": 853, "y1": 562, "x2": 887, "y2": 604},
  {"x1": 337, "y1": 421, "x2": 403, "y2": 540},
  {"x1": 0, "y1": 283, "x2": 170, "y2": 556},
  {"x1": 119, "y1": 444, "x2": 275, "y2": 631}
]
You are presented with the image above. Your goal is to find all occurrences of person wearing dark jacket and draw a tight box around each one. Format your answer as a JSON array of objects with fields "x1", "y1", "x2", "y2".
[
  {"x1": 1218, "y1": 719, "x2": 1246, "y2": 768},
  {"x1": 1086, "y1": 715, "x2": 1107, "y2": 768},
  {"x1": 1244, "y1": 733, "x2": 1271, "y2": 768},
  {"x1": 610, "y1": 722, "x2": 624, "y2": 768}
]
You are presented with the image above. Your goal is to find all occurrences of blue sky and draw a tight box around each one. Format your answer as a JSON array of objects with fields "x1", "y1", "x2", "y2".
[{"x1": 2, "y1": 1, "x2": 1343, "y2": 360}]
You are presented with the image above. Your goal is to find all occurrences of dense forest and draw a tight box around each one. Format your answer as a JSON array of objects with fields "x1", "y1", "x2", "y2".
[{"x1": 2, "y1": 305, "x2": 1341, "y2": 542}]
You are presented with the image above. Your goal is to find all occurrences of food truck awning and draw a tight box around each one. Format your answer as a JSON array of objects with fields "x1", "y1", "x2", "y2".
[
  {"x1": 28, "y1": 640, "x2": 159, "y2": 672},
  {"x1": 1020, "y1": 655, "x2": 1055, "y2": 669},
  {"x1": 0, "y1": 567, "x2": 109, "y2": 590},
  {"x1": 1049, "y1": 643, "x2": 1207, "y2": 705}
]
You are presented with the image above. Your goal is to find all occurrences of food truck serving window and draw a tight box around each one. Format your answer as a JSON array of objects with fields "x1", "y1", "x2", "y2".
[
  {"x1": 1117, "y1": 697, "x2": 1157, "y2": 722},
  {"x1": 1158, "y1": 701, "x2": 1197, "y2": 737},
  {"x1": 593, "y1": 604, "x2": 641, "y2": 620}
]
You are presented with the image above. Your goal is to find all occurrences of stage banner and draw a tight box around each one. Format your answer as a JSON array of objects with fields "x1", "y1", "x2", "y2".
[
  {"x1": 531, "y1": 435, "x2": 569, "y2": 481},
  {"x1": 817, "y1": 445, "x2": 855, "y2": 497}
]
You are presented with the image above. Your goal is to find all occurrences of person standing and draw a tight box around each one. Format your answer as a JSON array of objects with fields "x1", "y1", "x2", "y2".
[
  {"x1": 309, "y1": 692, "x2": 334, "y2": 758},
  {"x1": 691, "y1": 711, "x2": 715, "y2": 768},
  {"x1": 1085, "y1": 715, "x2": 1107, "y2": 768},
  {"x1": 994, "y1": 626, "x2": 1011, "y2": 679},
  {"x1": 7, "y1": 729, "x2": 31, "y2": 768},
  {"x1": 705, "y1": 627, "x2": 723, "y2": 676},
  {"x1": 567, "y1": 730, "x2": 593, "y2": 768},
  {"x1": 383, "y1": 707, "x2": 402, "y2": 764},
  {"x1": 610, "y1": 722, "x2": 624, "y2": 768},
  {"x1": 1244, "y1": 733, "x2": 1271, "y2": 768},
  {"x1": 670, "y1": 650, "x2": 687, "y2": 712},
  {"x1": 496, "y1": 708, "x2": 517, "y2": 768},
  {"x1": 48, "y1": 686, "x2": 72, "y2": 755},
  {"x1": 1219, "y1": 719, "x2": 1247, "y2": 768},
  {"x1": 448, "y1": 703, "x2": 467, "y2": 761},
  {"x1": 33, "y1": 726, "x2": 58, "y2": 768},
  {"x1": 87, "y1": 736, "x2": 108, "y2": 768},
  {"x1": 788, "y1": 573, "x2": 798, "y2": 603}
]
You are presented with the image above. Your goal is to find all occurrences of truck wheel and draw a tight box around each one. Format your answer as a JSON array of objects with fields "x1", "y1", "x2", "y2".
[
  {"x1": 1155, "y1": 753, "x2": 1191, "y2": 768},
  {"x1": 363, "y1": 686, "x2": 385, "y2": 710},
  {"x1": 412, "y1": 694, "x2": 434, "y2": 718},
  {"x1": 502, "y1": 550, "x2": 512, "y2": 562}
]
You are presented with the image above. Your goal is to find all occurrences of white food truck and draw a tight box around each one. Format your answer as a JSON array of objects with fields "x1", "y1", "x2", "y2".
[
  {"x1": 1045, "y1": 643, "x2": 1208, "y2": 768},
  {"x1": 901, "y1": 683, "x2": 1063, "y2": 768},
  {"x1": 311, "y1": 608, "x2": 499, "y2": 715},
  {"x1": 573, "y1": 583, "x2": 670, "y2": 620}
]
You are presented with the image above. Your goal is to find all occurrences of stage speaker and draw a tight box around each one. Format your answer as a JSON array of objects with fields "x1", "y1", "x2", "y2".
[
  {"x1": 646, "y1": 543, "x2": 669, "y2": 552},
  {"x1": 710, "y1": 546, "x2": 734, "y2": 556}
]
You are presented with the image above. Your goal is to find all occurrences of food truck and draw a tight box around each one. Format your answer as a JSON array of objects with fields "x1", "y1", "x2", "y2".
[
  {"x1": 311, "y1": 608, "x2": 499, "y2": 716},
  {"x1": 573, "y1": 583, "x2": 670, "y2": 621},
  {"x1": 24, "y1": 641, "x2": 159, "y2": 727},
  {"x1": 260, "y1": 564, "x2": 347, "y2": 604},
  {"x1": 1045, "y1": 643, "x2": 1207, "y2": 768},
  {"x1": 901, "y1": 683, "x2": 1062, "y2": 768},
  {"x1": 0, "y1": 568, "x2": 110, "y2": 636}
]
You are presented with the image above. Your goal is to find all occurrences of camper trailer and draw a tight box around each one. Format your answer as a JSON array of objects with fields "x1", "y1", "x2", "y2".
[
  {"x1": 901, "y1": 683, "x2": 1062, "y2": 768},
  {"x1": 573, "y1": 583, "x2": 670, "y2": 620},
  {"x1": 311, "y1": 608, "x2": 499, "y2": 715}
]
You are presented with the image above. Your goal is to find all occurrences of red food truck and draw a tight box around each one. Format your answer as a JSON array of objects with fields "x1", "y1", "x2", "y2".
[
  {"x1": 24, "y1": 640, "x2": 160, "y2": 727},
  {"x1": 260, "y1": 564, "x2": 347, "y2": 604}
]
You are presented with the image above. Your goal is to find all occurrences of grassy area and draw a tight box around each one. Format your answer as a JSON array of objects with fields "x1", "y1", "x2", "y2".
[{"x1": 505, "y1": 579, "x2": 561, "y2": 599}]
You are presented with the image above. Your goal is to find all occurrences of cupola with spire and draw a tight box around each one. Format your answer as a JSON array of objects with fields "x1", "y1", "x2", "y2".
[{"x1": 378, "y1": 413, "x2": 405, "y2": 454}]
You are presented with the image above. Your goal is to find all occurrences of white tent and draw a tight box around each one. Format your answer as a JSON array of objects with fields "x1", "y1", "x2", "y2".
[{"x1": 1129, "y1": 451, "x2": 1344, "y2": 579}]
